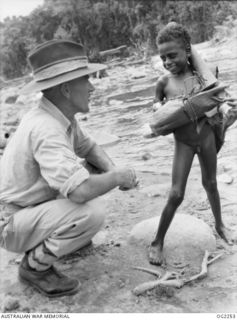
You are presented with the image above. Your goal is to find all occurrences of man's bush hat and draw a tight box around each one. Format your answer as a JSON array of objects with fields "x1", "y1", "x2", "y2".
[{"x1": 20, "y1": 39, "x2": 106, "y2": 94}]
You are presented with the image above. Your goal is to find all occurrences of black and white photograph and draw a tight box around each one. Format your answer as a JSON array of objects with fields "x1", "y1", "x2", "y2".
[{"x1": 0, "y1": 0, "x2": 237, "y2": 316}]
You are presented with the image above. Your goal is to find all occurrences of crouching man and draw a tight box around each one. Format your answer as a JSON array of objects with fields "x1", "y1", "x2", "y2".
[{"x1": 0, "y1": 40, "x2": 137, "y2": 297}]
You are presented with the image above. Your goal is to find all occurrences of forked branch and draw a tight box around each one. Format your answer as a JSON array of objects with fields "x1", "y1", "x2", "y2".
[{"x1": 132, "y1": 250, "x2": 223, "y2": 296}]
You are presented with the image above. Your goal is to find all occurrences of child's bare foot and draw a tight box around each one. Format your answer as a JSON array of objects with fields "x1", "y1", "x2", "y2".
[
  {"x1": 148, "y1": 244, "x2": 166, "y2": 266},
  {"x1": 216, "y1": 225, "x2": 235, "y2": 245}
]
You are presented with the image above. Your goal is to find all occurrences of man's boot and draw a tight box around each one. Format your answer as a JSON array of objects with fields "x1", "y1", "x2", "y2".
[{"x1": 19, "y1": 254, "x2": 80, "y2": 297}]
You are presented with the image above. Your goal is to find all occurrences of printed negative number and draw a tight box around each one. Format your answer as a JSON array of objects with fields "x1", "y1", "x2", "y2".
[{"x1": 217, "y1": 314, "x2": 236, "y2": 319}]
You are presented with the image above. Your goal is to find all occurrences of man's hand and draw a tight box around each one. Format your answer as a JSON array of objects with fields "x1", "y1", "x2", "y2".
[
  {"x1": 69, "y1": 167, "x2": 137, "y2": 204},
  {"x1": 116, "y1": 167, "x2": 138, "y2": 190}
]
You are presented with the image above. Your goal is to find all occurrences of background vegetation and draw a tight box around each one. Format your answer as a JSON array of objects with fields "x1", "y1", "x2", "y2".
[{"x1": 0, "y1": 0, "x2": 236, "y2": 79}]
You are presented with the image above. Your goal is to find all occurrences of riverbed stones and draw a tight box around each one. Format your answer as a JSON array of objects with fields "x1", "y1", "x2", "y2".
[
  {"x1": 2, "y1": 296, "x2": 20, "y2": 312},
  {"x1": 218, "y1": 173, "x2": 233, "y2": 184},
  {"x1": 5, "y1": 94, "x2": 18, "y2": 104},
  {"x1": 128, "y1": 214, "x2": 216, "y2": 269},
  {"x1": 139, "y1": 184, "x2": 168, "y2": 197}
]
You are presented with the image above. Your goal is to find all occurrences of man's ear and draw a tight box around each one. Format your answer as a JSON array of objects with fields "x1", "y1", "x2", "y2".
[{"x1": 60, "y1": 82, "x2": 70, "y2": 99}]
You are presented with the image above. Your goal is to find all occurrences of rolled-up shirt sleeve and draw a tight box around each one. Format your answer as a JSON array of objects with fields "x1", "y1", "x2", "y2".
[{"x1": 31, "y1": 124, "x2": 90, "y2": 198}]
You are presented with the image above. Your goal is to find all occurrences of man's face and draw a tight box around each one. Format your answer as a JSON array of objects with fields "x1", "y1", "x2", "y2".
[
  {"x1": 158, "y1": 40, "x2": 188, "y2": 75},
  {"x1": 67, "y1": 75, "x2": 94, "y2": 113}
]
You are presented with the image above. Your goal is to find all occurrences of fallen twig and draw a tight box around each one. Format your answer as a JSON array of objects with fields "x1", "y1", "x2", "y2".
[
  {"x1": 132, "y1": 266, "x2": 161, "y2": 278},
  {"x1": 207, "y1": 253, "x2": 224, "y2": 265},
  {"x1": 184, "y1": 250, "x2": 209, "y2": 283},
  {"x1": 184, "y1": 251, "x2": 224, "y2": 284},
  {"x1": 132, "y1": 250, "x2": 223, "y2": 295},
  {"x1": 133, "y1": 278, "x2": 184, "y2": 296},
  {"x1": 133, "y1": 271, "x2": 181, "y2": 296}
]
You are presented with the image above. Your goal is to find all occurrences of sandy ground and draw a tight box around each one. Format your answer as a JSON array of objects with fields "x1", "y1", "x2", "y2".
[{"x1": 0, "y1": 36, "x2": 237, "y2": 313}]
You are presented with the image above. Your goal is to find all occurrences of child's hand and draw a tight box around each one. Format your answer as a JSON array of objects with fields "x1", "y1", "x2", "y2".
[
  {"x1": 141, "y1": 123, "x2": 156, "y2": 138},
  {"x1": 152, "y1": 101, "x2": 163, "y2": 112}
]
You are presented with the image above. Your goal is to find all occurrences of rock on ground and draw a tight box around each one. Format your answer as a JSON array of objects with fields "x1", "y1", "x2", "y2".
[
  {"x1": 1, "y1": 296, "x2": 20, "y2": 312},
  {"x1": 128, "y1": 214, "x2": 216, "y2": 271}
]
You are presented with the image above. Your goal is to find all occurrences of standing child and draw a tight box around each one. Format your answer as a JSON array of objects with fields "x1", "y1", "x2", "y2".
[{"x1": 149, "y1": 22, "x2": 234, "y2": 266}]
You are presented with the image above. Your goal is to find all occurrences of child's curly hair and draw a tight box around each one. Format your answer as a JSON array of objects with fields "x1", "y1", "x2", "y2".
[{"x1": 156, "y1": 22, "x2": 191, "y2": 52}]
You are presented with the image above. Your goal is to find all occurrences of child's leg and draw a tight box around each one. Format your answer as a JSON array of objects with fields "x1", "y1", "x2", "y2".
[
  {"x1": 148, "y1": 139, "x2": 195, "y2": 265},
  {"x1": 198, "y1": 130, "x2": 234, "y2": 244}
]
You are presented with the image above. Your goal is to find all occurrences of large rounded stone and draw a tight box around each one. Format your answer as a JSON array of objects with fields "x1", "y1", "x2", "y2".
[{"x1": 128, "y1": 214, "x2": 216, "y2": 269}]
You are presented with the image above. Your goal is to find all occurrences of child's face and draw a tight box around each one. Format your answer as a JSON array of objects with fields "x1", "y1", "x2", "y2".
[{"x1": 158, "y1": 40, "x2": 189, "y2": 75}]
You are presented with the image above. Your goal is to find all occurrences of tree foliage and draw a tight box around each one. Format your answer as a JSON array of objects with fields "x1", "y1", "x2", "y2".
[{"x1": 0, "y1": 0, "x2": 236, "y2": 79}]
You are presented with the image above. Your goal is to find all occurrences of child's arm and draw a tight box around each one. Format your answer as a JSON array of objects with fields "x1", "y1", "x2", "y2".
[
  {"x1": 153, "y1": 75, "x2": 168, "y2": 111},
  {"x1": 154, "y1": 75, "x2": 167, "y2": 102},
  {"x1": 142, "y1": 76, "x2": 168, "y2": 138}
]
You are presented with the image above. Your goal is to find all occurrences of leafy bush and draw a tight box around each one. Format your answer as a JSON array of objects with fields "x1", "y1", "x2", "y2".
[{"x1": 0, "y1": 0, "x2": 236, "y2": 79}]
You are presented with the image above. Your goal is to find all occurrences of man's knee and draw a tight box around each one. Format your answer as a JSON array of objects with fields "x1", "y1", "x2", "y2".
[
  {"x1": 55, "y1": 198, "x2": 106, "y2": 234},
  {"x1": 84, "y1": 198, "x2": 106, "y2": 231}
]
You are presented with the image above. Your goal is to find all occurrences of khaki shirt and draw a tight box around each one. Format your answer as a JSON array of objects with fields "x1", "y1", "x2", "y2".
[{"x1": 0, "y1": 96, "x2": 95, "y2": 207}]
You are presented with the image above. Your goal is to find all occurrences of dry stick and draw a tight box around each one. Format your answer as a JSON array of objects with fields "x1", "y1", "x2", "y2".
[
  {"x1": 207, "y1": 253, "x2": 224, "y2": 265},
  {"x1": 132, "y1": 250, "x2": 223, "y2": 296},
  {"x1": 184, "y1": 250, "x2": 209, "y2": 283},
  {"x1": 133, "y1": 278, "x2": 184, "y2": 296},
  {"x1": 133, "y1": 271, "x2": 182, "y2": 296},
  {"x1": 132, "y1": 266, "x2": 162, "y2": 278},
  {"x1": 184, "y1": 251, "x2": 224, "y2": 284}
]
